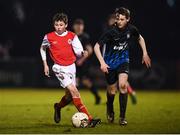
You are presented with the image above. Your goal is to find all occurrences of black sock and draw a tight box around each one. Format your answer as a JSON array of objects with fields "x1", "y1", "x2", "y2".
[
  {"x1": 107, "y1": 92, "x2": 115, "y2": 113},
  {"x1": 90, "y1": 85, "x2": 100, "y2": 99},
  {"x1": 119, "y1": 92, "x2": 128, "y2": 118}
]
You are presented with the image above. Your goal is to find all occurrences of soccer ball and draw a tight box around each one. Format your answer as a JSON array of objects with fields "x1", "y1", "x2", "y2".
[{"x1": 71, "y1": 112, "x2": 89, "y2": 128}]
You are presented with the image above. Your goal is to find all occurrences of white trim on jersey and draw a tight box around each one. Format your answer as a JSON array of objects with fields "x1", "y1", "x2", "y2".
[
  {"x1": 40, "y1": 35, "x2": 50, "y2": 61},
  {"x1": 55, "y1": 31, "x2": 68, "y2": 37},
  {"x1": 40, "y1": 46, "x2": 47, "y2": 61},
  {"x1": 72, "y1": 35, "x2": 84, "y2": 57},
  {"x1": 102, "y1": 43, "x2": 106, "y2": 58},
  {"x1": 41, "y1": 35, "x2": 50, "y2": 47}
]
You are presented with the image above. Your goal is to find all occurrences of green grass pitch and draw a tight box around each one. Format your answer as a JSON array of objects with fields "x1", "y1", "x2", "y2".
[{"x1": 0, "y1": 89, "x2": 180, "y2": 134}]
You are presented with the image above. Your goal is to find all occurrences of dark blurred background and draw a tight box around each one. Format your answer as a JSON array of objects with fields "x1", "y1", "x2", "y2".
[{"x1": 0, "y1": 0, "x2": 179, "y2": 89}]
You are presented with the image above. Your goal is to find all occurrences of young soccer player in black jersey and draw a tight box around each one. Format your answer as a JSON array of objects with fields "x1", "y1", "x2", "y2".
[
  {"x1": 104, "y1": 13, "x2": 137, "y2": 105},
  {"x1": 94, "y1": 7, "x2": 151, "y2": 125}
]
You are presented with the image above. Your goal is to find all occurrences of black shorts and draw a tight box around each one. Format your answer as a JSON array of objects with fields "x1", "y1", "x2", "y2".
[{"x1": 105, "y1": 62, "x2": 129, "y2": 85}]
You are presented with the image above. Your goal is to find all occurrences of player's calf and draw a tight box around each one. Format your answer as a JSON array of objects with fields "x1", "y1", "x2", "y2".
[
  {"x1": 54, "y1": 103, "x2": 61, "y2": 123},
  {"x1": 106, "y1": 102, "x2": 114, "y2": 123}
]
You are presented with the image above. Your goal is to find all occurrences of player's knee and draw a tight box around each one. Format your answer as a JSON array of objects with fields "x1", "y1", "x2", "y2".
[
  {"x1": 72, "y1": 89, "x2": 80, "y2": 98},
  {"x1": 67, "y1": 85, "x2": 80, "y2": 98},
  {"x1": 119, "y1": 82, "x2": 127, "y2": 93},
  {"x1": 82, "y1": 79, "x2": 92, "y2": 88},
  {"x1": 108, "y1": 90, "x2": 116, "y2": 95},
  {"x1": 119, "y1": 83, "x2": 126, "y2": 89},
  {"x1": 107, "y1": 85, "x2": 116, "y2": 95}
]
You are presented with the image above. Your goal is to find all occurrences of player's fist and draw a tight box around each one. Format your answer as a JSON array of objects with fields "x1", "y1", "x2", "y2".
[
  {"x1": 100, "y1": 62, "x2": 110, "y2": 73},
  {"x1": 44, "y1": 65, "x2": 50, "y2": 77},
  {"x1": 142, "y1": 54, "x2": 151, "y2": 68},
  {"x1": 82, "y1": 50, "x2": 88, "y2": 58}
]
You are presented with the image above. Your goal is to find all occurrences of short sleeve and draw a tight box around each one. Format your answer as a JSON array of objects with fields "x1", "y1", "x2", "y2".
[
  {"x1": 41, "y1": 35, "x2": 50, "y2": 47},
  {"x1": 97, "y1": 31, "x2": 111, "y2": 47},
  {"x1": 130, "y1": 25, "x2": 140, "y2": 41},
  {"x1": 82, "y1": 33, "x2": 91, "y2": 45}
]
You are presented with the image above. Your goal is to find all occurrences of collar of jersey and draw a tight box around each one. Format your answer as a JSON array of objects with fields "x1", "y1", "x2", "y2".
[{"x1": 55, "y1": 31, "x2": 68, "y2": 37}]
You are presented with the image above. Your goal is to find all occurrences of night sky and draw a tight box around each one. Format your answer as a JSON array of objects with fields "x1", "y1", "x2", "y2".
[{"x1": 0, "y1": 0, "x2": 179, "y2": 60}]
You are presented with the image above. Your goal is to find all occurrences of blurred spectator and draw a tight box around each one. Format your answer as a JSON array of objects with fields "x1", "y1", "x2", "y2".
[
  {"x1": 0, "y1": 40, "x2": 12, "y2": 61},
  {"x1": 102, "y1": 13, "x2": 116, "y2": 32},
  {"x1": 72, "y1": 18, "x2": 101, "y2": 104}
]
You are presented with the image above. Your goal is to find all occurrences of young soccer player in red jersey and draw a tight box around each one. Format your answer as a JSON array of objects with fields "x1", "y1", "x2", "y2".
[{"x1": 40, "y1": 12, "x2": 101, "y2": 127}]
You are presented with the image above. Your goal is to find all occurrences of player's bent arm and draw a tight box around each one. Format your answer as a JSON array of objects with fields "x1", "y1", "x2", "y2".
[
  {"x1": 94, "y1": 43, "x2": 109, "y2": 73},
  {"x1": 77, "y1": 44, "x2": 92, "y2": 61},
  {"x1": 76, "y1": 44, "x2": 92, "y2": 66},
  {"x1": 94, "y1": 43, "x2": 105, "y2": 65},
  {"x1": 72, "y1": 35, "x2": 84, "y2": 57}
]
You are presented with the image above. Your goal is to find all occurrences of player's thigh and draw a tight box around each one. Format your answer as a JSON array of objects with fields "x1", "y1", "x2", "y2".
[
  {"x1": 105, "y1": 69, "x2": 118, "y2": 95},
  {"x1": 105, "y1": 69, "x2": 118, "y2": 85},
  {"x1": 68, "y1": 63, "x2": 76, "y2": 87},
  {"x1": 76, "y1": 77, "x2": 80, "y2": 87},
  {"x1": 66, "y1": 83, "x2": 80, "y2": 98},
  {"x1": 117, "y1": 63, "x2": 129, "y2": 92},
  {"x1": 118, "y1": 73, "x2": 128, "y2": 93},
  {"x1": 52, "y1": 64, "x2": 75, "y2": 88},
  {"x1": 65, "y1": 64, "x2": 80, "y2": 97},
  {"x1": 82, "y1": 77, "x2": 92, "y2": 88}
]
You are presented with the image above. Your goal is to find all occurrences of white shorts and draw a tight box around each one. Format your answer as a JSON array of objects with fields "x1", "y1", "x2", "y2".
[{"x1": 52, "y1": 63, "x2": 76, "y2": 88}]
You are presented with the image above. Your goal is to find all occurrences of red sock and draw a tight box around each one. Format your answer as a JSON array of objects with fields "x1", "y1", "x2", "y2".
[
  {"x1": 72, "y1": 98, "x2": 92, "y2": 121},
  {"x1": 59, "y1": 95, "x2": 72, "y2": 108},
  {"x1": 127, "y1": 84, "x2": 134, "y2": 94}
]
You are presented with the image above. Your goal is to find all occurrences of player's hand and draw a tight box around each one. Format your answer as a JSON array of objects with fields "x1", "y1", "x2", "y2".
[
  {"x1": 100, "y1": 62, "x2": 110, "y2": 73},
  {"x1": 82, "y1": 50, "x2": 88, "y2": 58},
  {"x1": 44, "y1": 64, "x2": 50, "y2": 77},
  {"x1": 142, "y1": 54, "x2": 151, "y2": 68}
]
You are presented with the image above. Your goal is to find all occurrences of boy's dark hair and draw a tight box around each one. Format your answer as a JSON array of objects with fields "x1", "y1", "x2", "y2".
[
  {"x1": 114, "y1": 7, "x2": 130, "y2": 19},
  {"x1": 73, "y1": 18, "x2": 84, "y2": 25},
  {"x1": 53, "y1": 12, "x2": 68, "y2": 24}
]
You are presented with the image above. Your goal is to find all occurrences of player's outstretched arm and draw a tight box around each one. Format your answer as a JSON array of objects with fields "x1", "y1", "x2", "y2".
[
  {"x1": 138, "y1": 35, "x2": 151, "y2": 68},
  {"x1": 40, "y1": 46, "x2": 50, "y2": 77},
  {"x1": 94, "y1": 43, "x2": 109, "y2": 73}
]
